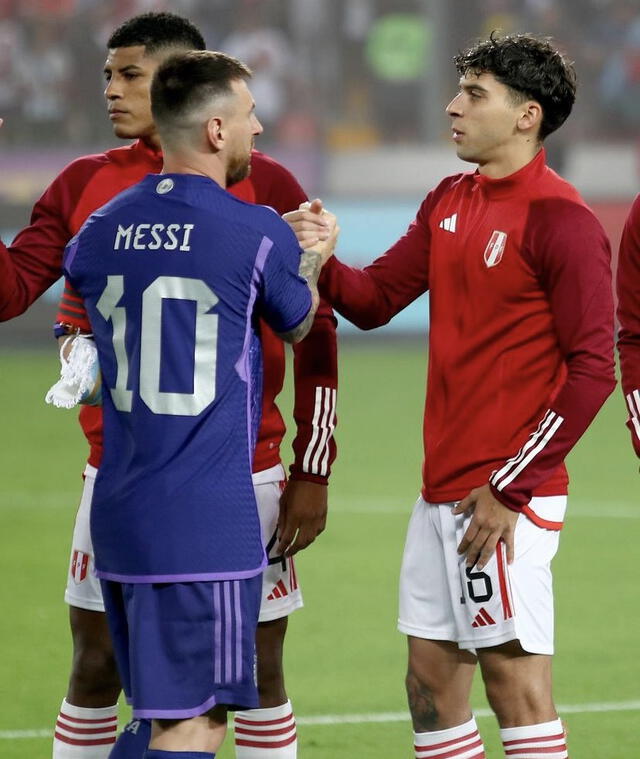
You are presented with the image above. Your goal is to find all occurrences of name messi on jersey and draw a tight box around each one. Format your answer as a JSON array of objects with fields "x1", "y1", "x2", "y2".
[{"x1": 114, "y1": 223, "x2": 195, "y2": 252}]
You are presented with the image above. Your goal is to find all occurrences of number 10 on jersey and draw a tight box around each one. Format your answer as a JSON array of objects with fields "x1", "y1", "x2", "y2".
[{"x1": 96, "y1": 274, "x2": 219, "y2": 416}]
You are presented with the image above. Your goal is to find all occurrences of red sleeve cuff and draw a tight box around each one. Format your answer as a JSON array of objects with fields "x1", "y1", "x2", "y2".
[
  {"x1": 489, "y1": 483, "x2": 525, "y2": 513},
  {"x1": 288, "y1": 468, "x2": 329, "y2": 487}
]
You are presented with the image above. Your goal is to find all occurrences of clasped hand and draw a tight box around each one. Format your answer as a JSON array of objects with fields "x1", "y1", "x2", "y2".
[{"x1": 284, "y1": 199, "x2": 338, "y2": 261}]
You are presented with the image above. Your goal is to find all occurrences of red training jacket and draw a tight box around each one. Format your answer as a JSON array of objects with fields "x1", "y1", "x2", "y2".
[{"x1": 320, "y1": 149, "x2": 615, "y2": 526}]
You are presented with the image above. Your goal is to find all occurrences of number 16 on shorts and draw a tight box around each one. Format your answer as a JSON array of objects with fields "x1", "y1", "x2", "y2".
[{"x1": 455, "y1": 507, "x2": 560, "y2": 656}]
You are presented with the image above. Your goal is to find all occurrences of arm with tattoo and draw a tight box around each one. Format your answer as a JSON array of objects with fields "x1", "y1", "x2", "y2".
[
  {"x1": 278, "y1": 214, "x2": 338, "y2": 344},
  {"x1": 277, "y1": 249, "x2": 322, "y2": 343}
]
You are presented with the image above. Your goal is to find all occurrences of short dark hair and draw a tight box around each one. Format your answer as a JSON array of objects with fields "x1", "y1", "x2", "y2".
[
  {"x1": 151, "y1": 50, "x2": 252, "y2": 134},
  {"x1": 454, "y1": 33, "x2": 576, "y2": 140},
  {"x1": 107, "y1": 11, "x2": 206, "y2": 55}
]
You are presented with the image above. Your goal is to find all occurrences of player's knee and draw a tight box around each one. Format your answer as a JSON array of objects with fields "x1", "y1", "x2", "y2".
[
  {"x1": 256, "y1": 656, "x2": 286, "y2": 704},
  {"x1": 255, "y1": 618, "x2": 286, "y2": 678},
  {"x1": 480, "y1": 643, "x2": 555, "y2": 725},
  {"x1": 255, "y1": 618, "x2": 287, "y2": 705},
  {"x1": 155, "y1": 710, "x2": 227, "y2": 753},
  {"x1": 405, "y1": 656, "x2": 473, "y2": 731},
  {"x1": 483, "y1": 673, "x2": 553, "y2": 726},
  {"x1": 406, "y1": 643, "x2": 456, "y2": 700},
  {"x1": 405, "y1": 668, "x2": 440, "y2": 730},
  {"x1": 71, "y1": 642, "x2": 120, "y2": 692}
]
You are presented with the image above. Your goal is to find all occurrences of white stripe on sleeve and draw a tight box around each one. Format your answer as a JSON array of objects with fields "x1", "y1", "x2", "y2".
[
  {"x1": 311, "y1": 388, "x2": 337, "y2": 476},
  {"x1": 318, "y1": 389, "x2": 337, "y2": 476},
  {"x1": 626, "y1": 390, "x2": 640, "y2": 441},
  {"x1": 302, "y1": 386, "x2": 336, "y2": 476},
  {"x1": 302, "y1": 387, "x2": 324, "y2": 473},
  {"x1": 491, "y1": 410, "x2": 564, "y2": 491}
]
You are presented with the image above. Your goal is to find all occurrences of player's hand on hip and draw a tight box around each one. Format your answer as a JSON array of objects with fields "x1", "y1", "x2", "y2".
[
  {"x1": 453, "y1": 483, "x2": 519, "y2": 570},
  {"x1": 277, "y1": 479, "x2": 328, "y2": 557},
  {"x1": 283, "y1": 199, "x2": 332, "y2": 250}
]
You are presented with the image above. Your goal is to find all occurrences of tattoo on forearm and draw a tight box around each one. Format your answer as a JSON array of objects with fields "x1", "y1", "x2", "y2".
[
  {"x1": 279, "y1": 250, "x2": 323, "y2": 343},
  {"x1": 406, "y1": 672, "x2": 439, "y2": 731},
  {"x1": 283, "y1": 288, "x2": 319, "y2": 343},
  {"x1": 298, "y1": 249, "x2": 323, "y2": 287}
]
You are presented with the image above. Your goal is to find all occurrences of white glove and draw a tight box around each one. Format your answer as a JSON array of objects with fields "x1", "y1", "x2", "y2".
[{"x1": 45, "y1": 334, "x2": 101, "y2": 408}]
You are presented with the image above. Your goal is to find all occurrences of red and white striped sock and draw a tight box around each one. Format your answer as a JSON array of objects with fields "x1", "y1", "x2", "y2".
[
  {"x1": 53, "y1": 699, "x2": 118, "y2": 758},
  {"x1": 500, "y1": 718, "x2": 568, "y2": 758},
  {"x1": 234, "y1": 700, "x2": 297, "y2": 757},
  {"x1": 414, "y1": 716, "x2": 486, "y2": 758}
]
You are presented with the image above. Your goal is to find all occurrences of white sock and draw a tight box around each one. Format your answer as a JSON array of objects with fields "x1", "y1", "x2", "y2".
[
  {"x1": 234, "y1": 700, "x2": 297, "y2": 758},
  {"x1": 500, "y1": 718, "x2": 568, "y2": 759},
  {"x1": 53, "y1": 699, "x2": 118, "y2": 758},
  {"x1": 414, "y1": 716, "x2": 485, "y2": 758}
]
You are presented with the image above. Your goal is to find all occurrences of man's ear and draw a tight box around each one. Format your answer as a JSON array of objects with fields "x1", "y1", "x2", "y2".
[
  {"x1": 206, "y1": 116, "x2": 225, "y2": 150},
  {"x1": 517, "y1": 101, "x2": 542, "y2": 136}
]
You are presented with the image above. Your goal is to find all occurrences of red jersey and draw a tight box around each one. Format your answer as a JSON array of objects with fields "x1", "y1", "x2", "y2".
[
  {"x1": 320, "y1": 150, "x2": 615, "y2": 525},
  {"x1": 616, "y1": 193, "x2": 640, "y2": 457},
  {"x1": 0, "y1": 140, "x2": 337, "y2": 481}
]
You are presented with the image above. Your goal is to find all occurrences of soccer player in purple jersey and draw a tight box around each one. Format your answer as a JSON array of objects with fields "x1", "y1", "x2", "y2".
[{"x1": 61, "y1": 51, "x2": 337, "y2": 758}]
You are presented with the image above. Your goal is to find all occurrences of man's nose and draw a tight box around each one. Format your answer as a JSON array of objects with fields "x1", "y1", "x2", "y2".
[{"x1": 446, "y1": 93, "x2": 462, "y2": 116}]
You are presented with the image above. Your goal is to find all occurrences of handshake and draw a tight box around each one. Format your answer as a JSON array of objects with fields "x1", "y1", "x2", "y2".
[{"x1": 284, "y1": 199, "x2": 339, "y2": 267}]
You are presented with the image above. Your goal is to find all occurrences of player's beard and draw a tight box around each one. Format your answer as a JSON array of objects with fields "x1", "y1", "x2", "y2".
[{"x1": 226, "y1": 148, "x2": 252, "y2": 186}]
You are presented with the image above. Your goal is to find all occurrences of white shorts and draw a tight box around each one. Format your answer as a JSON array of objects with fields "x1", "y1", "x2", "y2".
[
  {"x1": 397, "y1": 495, "x2": 566, "y2": 655},
  {"x1": 65, "y1": 464, "x2": 303, "y2": 623}
]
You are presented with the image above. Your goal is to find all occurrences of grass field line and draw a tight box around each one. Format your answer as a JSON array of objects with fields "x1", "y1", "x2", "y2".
[
  {"x1": 3, "y1": 700, "x2": 640, "y2": 740},
  {"x1": 296, "y1": 699, "x2": 640, "y2": 725},
  {"x1": 1, "y1": 493, "x2": 638, "y2": 519}
]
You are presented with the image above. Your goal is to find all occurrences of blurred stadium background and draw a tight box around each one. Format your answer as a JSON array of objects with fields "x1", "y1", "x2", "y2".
[{"x1": 1, "y1": 1, "x2": 639, "y2": 757}]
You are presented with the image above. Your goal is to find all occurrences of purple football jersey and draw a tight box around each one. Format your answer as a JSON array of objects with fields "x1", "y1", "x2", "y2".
[{"x1": 64, "y1": 173, "x2": 311, "y2": 581}]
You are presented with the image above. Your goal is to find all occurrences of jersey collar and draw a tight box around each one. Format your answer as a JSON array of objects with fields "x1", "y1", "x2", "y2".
[
  {"x1": 472, "y1": 148, "x2": 547, "y2": 198},
  {"x1": 132, "y1": 138, "x2": 163, "y2": 165}
]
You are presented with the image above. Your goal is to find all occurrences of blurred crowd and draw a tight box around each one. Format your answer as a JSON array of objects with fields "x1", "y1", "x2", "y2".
[
  {"x1": 475, "y1": 0, "x2": 640, "y2": 139},
  {"x1": 0, "y1": 0, "x2": 639, "y2": 150}
]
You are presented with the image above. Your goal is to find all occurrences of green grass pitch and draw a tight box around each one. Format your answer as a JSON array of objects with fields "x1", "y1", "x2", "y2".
[{"x1": 0, "y1": 344, "x2": 638, "y2": 758}]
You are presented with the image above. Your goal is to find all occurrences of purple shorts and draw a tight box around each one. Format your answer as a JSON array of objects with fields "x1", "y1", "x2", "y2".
[{"x1": 101, "y1": 577, "x2": 261, "y2": 719}]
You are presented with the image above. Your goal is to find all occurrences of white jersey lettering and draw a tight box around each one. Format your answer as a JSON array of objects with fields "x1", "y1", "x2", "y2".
[{"x1": 113, "y1": 223, "x2": 195, "y2": 252}]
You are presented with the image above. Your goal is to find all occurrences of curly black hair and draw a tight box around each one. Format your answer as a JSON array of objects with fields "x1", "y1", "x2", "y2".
[
  {"x1": 454, "y1": 33, "x2": 576, "y2": 140},
  {"x1": 107, "y1": 11, "x2": 206, "y2": 55}
]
